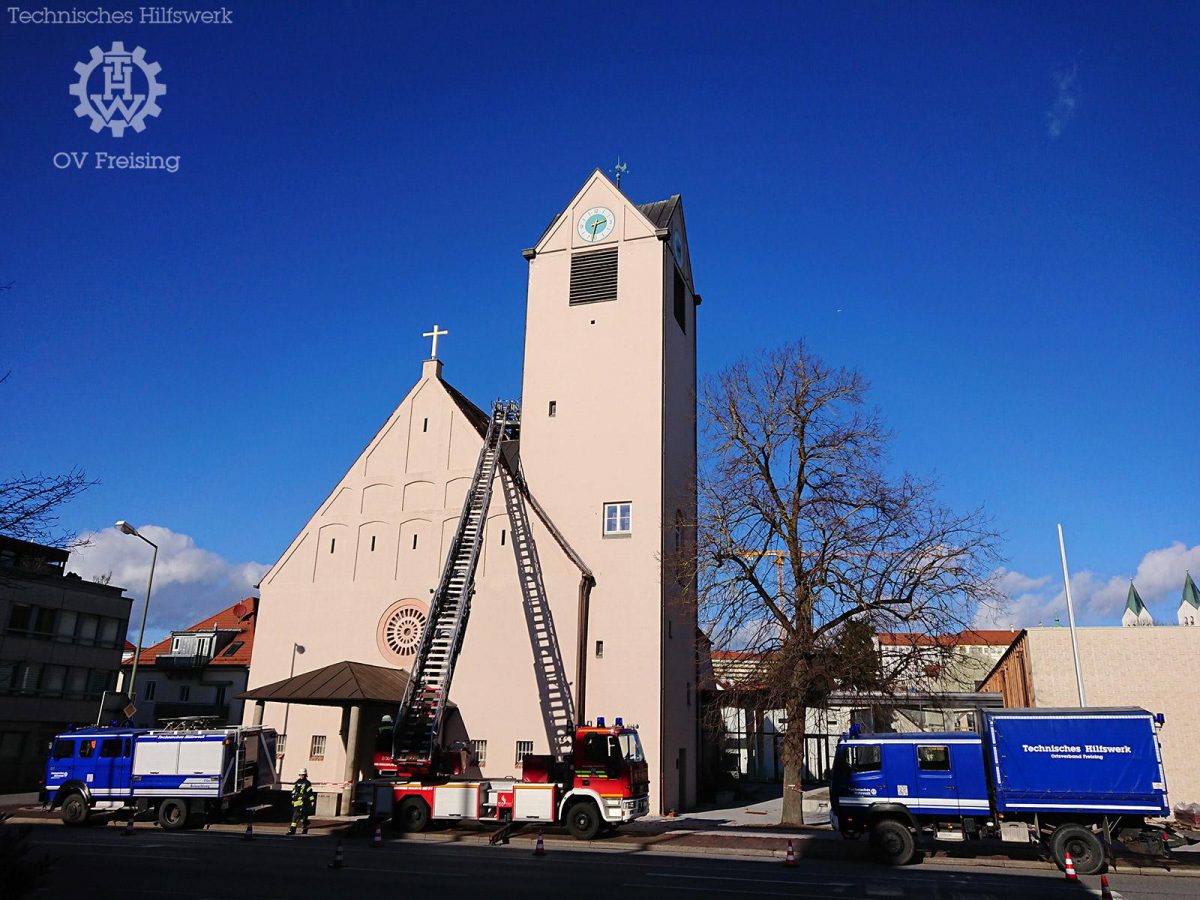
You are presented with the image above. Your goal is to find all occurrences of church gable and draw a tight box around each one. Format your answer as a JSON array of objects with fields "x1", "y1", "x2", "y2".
[
  {"x1": 261, "y1": 362, "x2": 488, "y2": 587},
  {"x1": 531, "y1": 169, "x2": 660, "y2": 256}
]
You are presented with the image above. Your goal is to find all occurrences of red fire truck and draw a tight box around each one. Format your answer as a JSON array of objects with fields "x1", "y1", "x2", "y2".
[
  {"x1": 371, "y1": 717, "x2": 649, "y2": 839},
  {"x1": 356, "y1": 403, "x2": 650, "y2": 839}
]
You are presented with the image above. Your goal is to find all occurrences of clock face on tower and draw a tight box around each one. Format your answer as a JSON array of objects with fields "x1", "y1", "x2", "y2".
[{"x1": 577, "y1": 206, "x2": 615, "y2": 242}]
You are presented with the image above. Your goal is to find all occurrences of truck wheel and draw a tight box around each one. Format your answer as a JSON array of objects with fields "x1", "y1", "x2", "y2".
[
  {"x1": 396, "y1": 797, "x2": 430, "y2": 833},
  {"x1": 1052, "y1": 825, "x2": 1104, "y2": 876},
  {"x1": 565, "y1": 802, "x2": 602, "y2": 841},
  {"x1": 158, "y1": 798, "x2": 190, "y2": 831},
  {"x1": 60, "y1": 792, "x2": 90, "y2": 826},
  {"x1": 869, "y1": 819, "x2": 915, "y2": 865}
]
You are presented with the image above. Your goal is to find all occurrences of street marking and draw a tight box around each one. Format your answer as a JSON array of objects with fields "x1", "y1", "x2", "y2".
[
  {"x1": 648, "y1": 872, "x2": 855, "y2": 887},
  {"x1": 627, "y1": 885, "x2": 840, "y2": 898}
]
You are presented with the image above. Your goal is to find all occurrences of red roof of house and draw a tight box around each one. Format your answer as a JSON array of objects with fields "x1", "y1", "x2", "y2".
[
  {"x1": 877, "y1": 629, "x2": 1018, "y2": 648},
  {"x1": 123, "y1": 640, "x2": 136, "y2": 652},
  {"x1": 125, "y1": 597, "x2": 258, "y2": 668}
]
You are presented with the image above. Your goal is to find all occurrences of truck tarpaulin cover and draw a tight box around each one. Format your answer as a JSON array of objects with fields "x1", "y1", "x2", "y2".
[{"x1": 985, "y1": 710, "x2": 1167, "y2": 813}]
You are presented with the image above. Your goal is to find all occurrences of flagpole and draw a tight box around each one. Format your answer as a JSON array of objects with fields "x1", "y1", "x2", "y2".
[{"x1": 1057, "y1": 523, "x2": 1086, "y2": 706}]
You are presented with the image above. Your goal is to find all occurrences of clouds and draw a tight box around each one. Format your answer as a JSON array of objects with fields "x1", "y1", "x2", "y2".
[
  {"x1": 980, "y1": 541, "x2": 1200, "y2": 628},
  {"x1": 1046, "y1": 63, "x2": 1079, "y2": 138},
  {"x1": 67, "y1": 524, "x2": 268, "y2": 644}
]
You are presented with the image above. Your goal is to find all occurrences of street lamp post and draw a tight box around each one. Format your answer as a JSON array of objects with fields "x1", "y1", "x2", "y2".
[
  {"x1": 280, "y1": 643, "x2": 304, "y2": 760},
  {"x1": 116, "y1": 521, "x2": 157, "y2": 709}
]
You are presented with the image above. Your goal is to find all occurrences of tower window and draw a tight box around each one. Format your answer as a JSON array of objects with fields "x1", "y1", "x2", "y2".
[
  {"x1": 548, "y1": 400, "x2": 556, "y2": 417},
  {"x1": 412, "y1": 534, "x2": 418, "y2": 550},
  {"x1": 330, "y1": 538, "x2": 336, "y2": 553},
  {"x1": 569, "y1": 247, "x2": 618, "y2": 305},
  {"x1": 673, "y1": 266, "x2": 687, "y2": 334},
  {"x1": 500, "y1": 529, "x2": 506, "y2": 546},
  {"x1": 422, "y1": 417, "x2": 429, "y2": 433},
  {"x1": 370, "y1": 535, "x2": 376, "y2": 552},
  {"x1": 603, "y1": 502, "x2": 632, "y2": 536},
  {"x1": 595, "y1": 640, "x2": 604, "y2": 658}
]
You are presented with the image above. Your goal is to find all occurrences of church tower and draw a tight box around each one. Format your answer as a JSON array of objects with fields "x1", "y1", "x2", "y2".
[{"x1": 518, "y1": 170, "x2": 699, "y2": 812}]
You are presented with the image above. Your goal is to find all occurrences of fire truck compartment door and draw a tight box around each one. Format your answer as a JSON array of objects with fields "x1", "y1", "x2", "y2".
[
  {"x1": 513, "y1": 784, "x2": 555, "y2": 820},
  {"x1": 433, "y1": 783, "x2": 481, "y2": 819}
]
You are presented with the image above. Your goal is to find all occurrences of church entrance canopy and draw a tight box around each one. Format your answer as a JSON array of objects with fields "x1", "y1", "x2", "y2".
[
  {"x1": 240, "y1": 661, "x2": 412, "y2": 812},
  {"x1": 240, "y1": 660, "x2": 410, "y2": 707}
]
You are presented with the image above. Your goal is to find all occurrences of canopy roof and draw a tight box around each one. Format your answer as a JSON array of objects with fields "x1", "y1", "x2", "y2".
[{"x1": 240, "y1": 660, "x2": 410, "y2": 707}]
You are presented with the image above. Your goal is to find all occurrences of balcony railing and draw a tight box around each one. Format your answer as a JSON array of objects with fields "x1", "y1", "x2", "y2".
[{"x1": 153, "y1": 653, "x2": 210, "y2": 670}]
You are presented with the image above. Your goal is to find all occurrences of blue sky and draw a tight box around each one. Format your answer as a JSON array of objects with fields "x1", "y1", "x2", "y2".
[{"x1": 2, "y1": 2, "x2": 1196, "y2": 636}]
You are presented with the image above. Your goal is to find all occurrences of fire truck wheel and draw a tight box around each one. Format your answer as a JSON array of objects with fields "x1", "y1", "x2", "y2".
[
  {"x1": 1051, "y1": 825, "x2": 1104, "y2": 876},
  {"x1": 565, "y1": 801, "x2": 602, "y2": 841},
  {"x1": 60, "y1": 792, "x2": 89, "y2": 826},
  {"x1": 158, "y1": 798, "x2": 190, "y2": 831},
  {"x1": 869, "y1": 819, "x2": 915, "y2": 866},
  {"x1": 396, "y1": 797, "x2": 431, "y2": 833}
]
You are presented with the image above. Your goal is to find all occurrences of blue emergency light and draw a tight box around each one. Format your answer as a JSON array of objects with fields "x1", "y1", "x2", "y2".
[
  {"x1": 596, "y1": 716, "x2": 606, "y2": 727},
  {"x1": 615, "y1": 717, "x2": 623, "y2": 727}
]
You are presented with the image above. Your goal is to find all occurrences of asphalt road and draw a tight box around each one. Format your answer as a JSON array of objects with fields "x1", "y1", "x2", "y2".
[{"x1": 17, "y1": 823, "x2": 1198, "y2": 899}]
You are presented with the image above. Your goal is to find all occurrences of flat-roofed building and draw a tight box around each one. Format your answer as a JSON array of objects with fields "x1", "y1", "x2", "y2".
[{"x1": 0, "y1": 535, "x2": 130, "y2": 791}]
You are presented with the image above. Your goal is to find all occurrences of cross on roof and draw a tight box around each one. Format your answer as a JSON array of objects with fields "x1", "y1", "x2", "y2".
[{"x1": 422, "y1": 324, "x2": 448, "y2": 360}]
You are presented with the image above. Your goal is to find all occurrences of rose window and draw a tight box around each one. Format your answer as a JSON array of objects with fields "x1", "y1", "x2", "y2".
[{"x1": 377, "y1": 600, "x2": 428, "y2": 665}]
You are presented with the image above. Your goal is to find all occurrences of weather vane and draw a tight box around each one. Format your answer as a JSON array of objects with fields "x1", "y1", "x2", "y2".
[{"x1": 611, "y1": 156, "x2": 629, "y2": 189}]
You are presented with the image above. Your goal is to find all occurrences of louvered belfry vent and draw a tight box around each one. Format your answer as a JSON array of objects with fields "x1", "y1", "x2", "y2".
[{"x1": 569, "y1": 247, "x2": 618, "y2": 305}]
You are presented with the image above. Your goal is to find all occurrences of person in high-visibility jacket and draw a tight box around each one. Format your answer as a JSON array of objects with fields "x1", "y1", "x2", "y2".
[{"x1": 288, "y1": 768, "x2": 316, "y2": 835}]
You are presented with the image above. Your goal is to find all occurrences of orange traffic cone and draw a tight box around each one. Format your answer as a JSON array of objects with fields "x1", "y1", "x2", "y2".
[
  {"x1": 372, "y1": 824, "x2": 383, "y2": 848},
  {"x1": 1099, "y1": 874, "x2": 1113, "y2": 899},
  {"x1": 328, "y1": 839, "x2": 346, "y2": 869},
  {"x1": 241, "y1": 820, "x2": 253, "y2": 841},
  {"x1": 784, "y1": 839, "x2": 796, "y2": 867},
  {"x1": 122, "y1": 812, "x2": 135, "y2": 835},
  {"x1": 1063, "y1": 851, "x2": 1077, "y2": 882},
  {"x1": 533, "y1": 830, "x2": 545, "y2": 856}
]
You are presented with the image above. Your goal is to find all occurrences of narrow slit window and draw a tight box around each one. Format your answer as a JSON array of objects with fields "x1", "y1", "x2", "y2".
[
  {"x1": 595, "y1": 640, "x2": 604, "y2": 659},
  {"x1": 370, "y1": 535, "x2": 376, "y2": 552},
  {"x1": 422, "y1": 417, "x2": 429, "y2": 433},
  {"x1": 412, "y1": 533, "x2": 418, "y2": 550},
  {"x1": 330, "y1": 538, "x2": 336, "y2": 553},
  {"x1": 548, "y1": 401, "x2": 557, "y2": 417},
  {"x1": 500, "y1": 529, "x2": 506, "y2": 546}
]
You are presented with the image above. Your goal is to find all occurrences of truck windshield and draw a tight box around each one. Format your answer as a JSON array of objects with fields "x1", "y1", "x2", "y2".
[{"x1": 618, "y1": 732, "x2": 644, "y2": 762}]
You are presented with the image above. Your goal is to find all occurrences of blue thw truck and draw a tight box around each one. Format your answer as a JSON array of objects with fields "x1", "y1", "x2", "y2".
[
  {"x1": 830, "y1": 707, "x2": 1184, "y2": 874},
  {"x1": 41, "y1": 723, "x2": 277, "y2": 830}
]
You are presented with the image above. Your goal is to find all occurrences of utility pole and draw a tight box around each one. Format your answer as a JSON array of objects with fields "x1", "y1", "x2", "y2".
[{"x1": 1057, "y1": 524, "x2": 1087, "y2": 706}]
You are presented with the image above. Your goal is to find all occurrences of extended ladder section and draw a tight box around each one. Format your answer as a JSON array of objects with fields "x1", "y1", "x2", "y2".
[{"x1": 392, "y1": 401, "x2": 520, "y2": 770}]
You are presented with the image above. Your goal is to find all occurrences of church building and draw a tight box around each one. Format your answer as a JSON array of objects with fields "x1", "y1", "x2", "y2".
[{"x1": 245, "y1": 170, "x2": 700, "y2": 815}]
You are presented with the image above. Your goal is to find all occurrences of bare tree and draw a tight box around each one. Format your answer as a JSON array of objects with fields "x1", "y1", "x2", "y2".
[
  {"x1": 0, "y1": 469, "x2": 95, "y2": 547},
  {"x1": 694, "y1": 343, "x2": 1001, "y2": 824}
]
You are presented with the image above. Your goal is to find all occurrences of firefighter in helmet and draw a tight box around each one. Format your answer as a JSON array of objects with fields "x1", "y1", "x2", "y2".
[{"x1": 288, "y1": 768, "x2": 316, "y2": 835}]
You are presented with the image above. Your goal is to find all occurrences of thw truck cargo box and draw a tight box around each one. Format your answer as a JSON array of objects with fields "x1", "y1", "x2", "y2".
[
  {"x1": 830, "y1": 706, "x2": 1186, "y2": 874},
  {"x1": 983, "y1": 708, "x2": 1168, "y2": 815}
]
